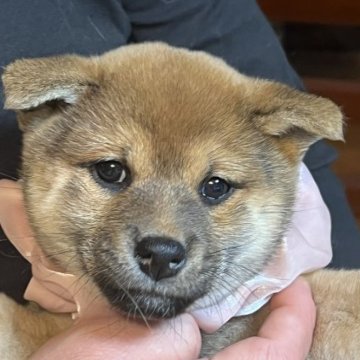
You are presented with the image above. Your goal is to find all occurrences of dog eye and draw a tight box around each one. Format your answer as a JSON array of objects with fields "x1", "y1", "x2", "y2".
[
  {"x1": 92, "y1": 161, "x2": 129, "y2": 189},
  {"x1": 200, "y1": 177, "x2": 232, "y2": 204}
]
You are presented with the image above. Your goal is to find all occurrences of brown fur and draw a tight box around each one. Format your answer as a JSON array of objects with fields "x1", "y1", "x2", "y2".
[
  {"x1": 0, "y1": 43, "x2": 354, "y2": 359},
  {"x1": 0, "y1": 294, "x2": 71, "y2": 358}
]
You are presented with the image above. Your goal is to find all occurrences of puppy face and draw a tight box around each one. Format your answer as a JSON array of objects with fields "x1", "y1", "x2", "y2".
[{"x1": 2, "y1": 43, "x2": 343, "y2": 318}]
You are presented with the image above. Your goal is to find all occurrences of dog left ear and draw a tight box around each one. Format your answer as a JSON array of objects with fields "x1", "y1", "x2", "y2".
[
  {"x1": 247, "y1": 80, "x2": 344, "y2": 158},
  {"x1": 2, "y1": 55, "x2": 98, "y2": 130}
]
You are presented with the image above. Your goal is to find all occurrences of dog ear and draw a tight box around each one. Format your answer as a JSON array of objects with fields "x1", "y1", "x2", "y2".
[
  {"x1": 247, "y1": 80, "x2": 344, "y2": 158},
  {"x1": 2, "y1": 55, "x2": 98, "y2": 130}
]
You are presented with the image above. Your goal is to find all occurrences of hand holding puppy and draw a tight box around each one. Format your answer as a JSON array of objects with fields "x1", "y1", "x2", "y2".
[
  {"x1": 210, "y1": 277, "x2": 316, "y2": 360},
  {"x1": 35, "y1": 290, "x2": 315, "y2": 360}
]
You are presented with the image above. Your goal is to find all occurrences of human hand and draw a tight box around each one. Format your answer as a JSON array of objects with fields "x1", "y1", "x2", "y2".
[
  {"x1": 30, "y1": 313, "x2": 201, "y2": 360},
  {"x1": 0, "y1": 179, "x2": 34, "y2": 244},
  {"x1": 30, "y1": 275, "x2": 315, "y2": 360},
  {"x1": 209, "y1": 277, "x2": 316, "y2": 360}
]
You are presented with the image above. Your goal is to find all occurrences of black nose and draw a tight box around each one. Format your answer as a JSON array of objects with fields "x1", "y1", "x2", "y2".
[{"x1": 135, "y1": 237, "x2": 186, "y2": 281}]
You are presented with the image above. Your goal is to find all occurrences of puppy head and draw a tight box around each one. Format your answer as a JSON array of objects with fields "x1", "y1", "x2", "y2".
[{"x1": 2, "y1": 43, "x2": 343, "y2": 318}]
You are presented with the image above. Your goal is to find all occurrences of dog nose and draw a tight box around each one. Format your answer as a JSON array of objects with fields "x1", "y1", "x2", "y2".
[{"x1": 135, "y1": 237, "x2": 186, "y2": 281}]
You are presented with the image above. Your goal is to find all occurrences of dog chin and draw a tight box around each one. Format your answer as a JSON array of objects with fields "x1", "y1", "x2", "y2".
[{"x1": 96, "y1": 281, "x2": 196, "y2": 319}]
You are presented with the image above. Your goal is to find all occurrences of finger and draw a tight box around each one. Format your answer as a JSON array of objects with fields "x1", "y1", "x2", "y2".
[
  {"x1": 211, "y1": 278, "x2": 315, "y2": 360},
  {"x1": 0, "y1": 180, "x2": 34, "y2": 242},
  {"x1": 0, "y1": 179, "x2": 22, "y2": 190},
  {"x1": 210, "y1": 336, "x2": 273, "y2": 360},
  {"x1": 258, "y1": 277, "x2": 316, "y2": 359},
  {"x1": 31, "y1": 313, "x2": 202, "y2": 360}
]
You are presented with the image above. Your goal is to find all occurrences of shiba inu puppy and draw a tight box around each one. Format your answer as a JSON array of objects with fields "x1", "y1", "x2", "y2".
[{"x1": 1, "y1": 43, "x2": 360, "y2": 359}]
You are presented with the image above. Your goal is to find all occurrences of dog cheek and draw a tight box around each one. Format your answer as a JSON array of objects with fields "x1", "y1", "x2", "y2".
[
  {"x1": 42, "y1": 178, "x2": 114, "y2": 272},
  {"x1": 207, "y1": 195, "x2": 282, "y2": 288}
]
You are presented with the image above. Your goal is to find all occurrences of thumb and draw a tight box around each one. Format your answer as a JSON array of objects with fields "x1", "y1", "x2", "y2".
[
  {"x1": 0, "y1": 179, "x2": 34, "y2": 253},
  {"x1": 32, "y1": 313, "x2": 202, "y2": 360}
]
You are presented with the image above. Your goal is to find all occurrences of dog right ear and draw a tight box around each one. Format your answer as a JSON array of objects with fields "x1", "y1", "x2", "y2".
[
  {"x1": 2, "y1": 55, "x2": 99, "y2": 130},
  {"x1": 244, "y1": 79, "x2": 344, "y2": 161}
]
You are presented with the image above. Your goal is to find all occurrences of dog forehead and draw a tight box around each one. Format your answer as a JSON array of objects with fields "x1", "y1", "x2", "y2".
[
  {"x1": 91, "y1": 44, "x2": 253, "y2": 141},
  {"x1": 62, "y1": 45, "x2": 260, "y2": 176}
]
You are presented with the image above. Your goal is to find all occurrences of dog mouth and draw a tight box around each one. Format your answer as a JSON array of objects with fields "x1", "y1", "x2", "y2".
[
  {"x1": 96, "y1": 280, "x2": 198, "y2": 319},
  {"x1": 87, "y1": 233, "x2": 213, "y2": 319}
]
